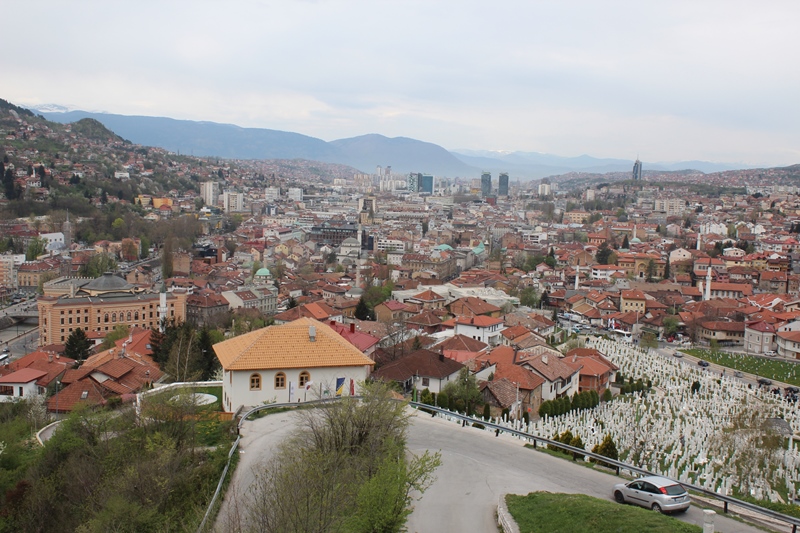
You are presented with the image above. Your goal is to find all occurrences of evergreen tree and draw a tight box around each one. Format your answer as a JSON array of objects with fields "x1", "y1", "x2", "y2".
[
  {"x1": 540, "y1": 290, "x2": 550, "y2": 307},
  {"x1": 621, "y1": 234, "x2": 629, "y2": 249},
  {"x1": 64, "y1": 328, "x2": 92, "y2": 361},
  {"x1": 664, "y1": 256, "x2": 671, "y2": 280},
  {"x1": 287, "y1": 296, "x2": 298, "y2": 309},
  {"x1": 595, "y1": 242, "x2": 612, "y2": 265},
  {"x1": 196, "y1": 326, "x2": 218, "y2": 380},
  {"x1": 355, "y1": 297, "x2": 372, "y2": 320}
]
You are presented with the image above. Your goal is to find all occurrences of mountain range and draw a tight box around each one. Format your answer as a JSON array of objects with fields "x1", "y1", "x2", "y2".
[{"x1": 34, "y1": 108, "x2": 750, "y2": 179}]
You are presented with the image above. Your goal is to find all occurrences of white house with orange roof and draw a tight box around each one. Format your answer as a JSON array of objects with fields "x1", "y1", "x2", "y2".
[{"x1": 213, "y1": 317, "x2": 375, "y2": 412}]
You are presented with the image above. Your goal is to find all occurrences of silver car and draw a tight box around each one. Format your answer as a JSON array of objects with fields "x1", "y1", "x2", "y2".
[{"x1": 613, "y1": 475, "x2": 690, "y2": 513}]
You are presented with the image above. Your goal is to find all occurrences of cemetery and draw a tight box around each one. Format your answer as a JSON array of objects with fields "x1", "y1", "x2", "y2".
[{"x1": 528, "y1": 338, "x2": 800, "y2": 505}]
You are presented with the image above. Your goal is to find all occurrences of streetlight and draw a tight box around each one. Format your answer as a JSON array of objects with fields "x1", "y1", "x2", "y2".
[{"x1": 54, "y1": 378, "x2": 60, "y2": 420}]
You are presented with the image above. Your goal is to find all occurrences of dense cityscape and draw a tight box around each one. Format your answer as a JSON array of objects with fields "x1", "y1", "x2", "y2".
[{"x1": 2, "y1": 97, "x2": 800, "y2": 531}]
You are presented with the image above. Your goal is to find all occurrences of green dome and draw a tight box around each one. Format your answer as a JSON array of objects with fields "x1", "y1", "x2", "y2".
[{"x1": 255, "y1": 267, "x2": 271, "y2": 277}]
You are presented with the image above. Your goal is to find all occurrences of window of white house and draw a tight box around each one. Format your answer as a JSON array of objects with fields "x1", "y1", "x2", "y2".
[
  {"x1": 250, "y1": 373, "x2": 261, "y2": 391},
  {"x1": 275, "y1": 372, "x2": 286, "y2": 389},
  {"x1": 299, "y1": 371, "x2": 310, "y2": 387}
]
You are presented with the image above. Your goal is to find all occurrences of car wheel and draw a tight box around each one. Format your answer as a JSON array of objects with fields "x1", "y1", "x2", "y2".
[
  {"x1": 651, "y1": 502, "x2": 662, "y2": 513},
  {"x1": 614, "y1": 491, "x2": 625, "y2": 504}
]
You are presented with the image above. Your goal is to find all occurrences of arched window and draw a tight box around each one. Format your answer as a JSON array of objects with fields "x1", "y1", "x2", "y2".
[
  {"x1": 111, "y1": 313, "x2": 117, "y2": 323},
  {"x1": 104, "y1": 314, "x2": 109, "y2": 323},
  {"x1": 249, "y1": 373, "x2": 261, "y2": 391},
  {"x1": 274, "y1": 372, "x2": 286, "y2": 389},
  {"x1": 134, "y1": 311, "x2": 139, "y2": 321},
  {"x1": 299, "y1": 371, "x2": 310, "y2": 388},
  {"x1": 127, "y1": 311, "x2": 132, "y2": 321}
]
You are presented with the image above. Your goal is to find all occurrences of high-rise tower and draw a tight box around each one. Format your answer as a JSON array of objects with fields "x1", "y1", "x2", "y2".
[
  {"x1": 481, "y1": 172, "x2": 492, "y2": 197},
  {"x1": 632, "y1": 159, "x2": 643, "y2": 181},
  {"x1": 498, "y1": 172, "x2": 509, "y2": 196}
]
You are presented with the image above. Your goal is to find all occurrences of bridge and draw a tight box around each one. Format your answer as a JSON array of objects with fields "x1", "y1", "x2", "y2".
[{"x1": 0, "y1": 301, "x2": 39, "y2": 331}]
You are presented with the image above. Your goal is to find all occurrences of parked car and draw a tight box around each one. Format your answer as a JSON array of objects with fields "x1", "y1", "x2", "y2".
[
  {"x1": 697, "y1": 360, "x2": 710, "y2": 367},
  {"x1": 613, "y1": 475, "x2": 691, "y2": 513},
  {"x1": 765, "y1": 350, "x2": 777, "y2": 357},
  {"x1": 757, "y1": 377, "x2": 773, "y2": 386},
  {"x1": 733, "y1": 371, "x2": 743, "y2": 378}
]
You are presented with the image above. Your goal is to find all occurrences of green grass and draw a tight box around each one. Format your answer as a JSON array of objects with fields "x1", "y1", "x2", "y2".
[
  {"x1": 505, "y1": 492, "x2": 701, "y2": 533},
  {"x1": 681, "y1": 349, "x2": 800, "y2": 386}
]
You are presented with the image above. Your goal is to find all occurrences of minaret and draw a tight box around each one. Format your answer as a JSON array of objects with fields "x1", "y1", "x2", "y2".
[
  {"x1": 696, "y1": 226, "x2": 702, "y2": 251},
  {"x1": 62, "y1": 211, "x2": 72, "y2": 252},
  {"x1": 704, "y1": 265, "x2": 712, "y2": 301},
  {"x1": 158, "y1": 284, "x2": 168, "y2": 332}
]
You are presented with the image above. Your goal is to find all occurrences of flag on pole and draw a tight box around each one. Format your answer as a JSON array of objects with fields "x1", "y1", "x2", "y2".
[
  {"x1": 349, "y1": 378, "x2": 355, "y2": 396},
  {"x1": 335, "y1": 377, "x2": 345, "y2": 396}
]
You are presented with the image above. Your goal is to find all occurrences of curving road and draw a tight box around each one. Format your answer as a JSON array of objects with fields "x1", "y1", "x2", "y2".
[{"x1": 217, "y1": 409, "x2": 779, "y2": 533}]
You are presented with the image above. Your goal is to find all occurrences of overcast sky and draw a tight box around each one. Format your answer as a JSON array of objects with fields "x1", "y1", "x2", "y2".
[{"x1": 3, "y1": 1, "x2": 799, "y2": 166}]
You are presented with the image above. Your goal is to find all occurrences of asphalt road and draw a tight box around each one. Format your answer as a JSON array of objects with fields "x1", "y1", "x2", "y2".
[{"x1": 218, "y1": 409, "x2": 779, "y2": 533}]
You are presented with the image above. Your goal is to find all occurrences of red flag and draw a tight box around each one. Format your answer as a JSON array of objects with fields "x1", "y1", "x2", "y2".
[{"x1": 350, "y1": 378, "x2": 355, "y2": 396}]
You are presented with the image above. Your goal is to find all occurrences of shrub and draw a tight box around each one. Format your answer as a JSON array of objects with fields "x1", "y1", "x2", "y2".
[
  {"x1": 590, "y1": 390, "x2": 600, "y2": 407},
  {"x1": 602, "y1": 388, "x2": 613, "y2": 402},
  {"x1": 590, "y1": 434, "x2": 619, "y2": 468},
  {"x1": 437, "y1": 391, "x2": 449, "y2": 409},
  {"x1": 483, "y1": 403, "x2": 491, "y2": 420},
  {"x1": 569, "y1": 435, "x2": 585, "y2": 460},
  {"x1": 419, "y1": 388, "x2": 434, "y2": 406},
  {"x1": 538, "y1": 401, "x2": 552, "y2": 418}
]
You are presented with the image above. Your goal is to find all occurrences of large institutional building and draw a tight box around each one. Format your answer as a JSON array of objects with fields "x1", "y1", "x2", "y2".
[{"x1": 37, "y1": 273, "x2": 187, "y2": 345}]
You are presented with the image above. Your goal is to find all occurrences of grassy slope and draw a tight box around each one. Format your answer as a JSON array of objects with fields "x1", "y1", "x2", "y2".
[
  {"x1": 682, "y1": 348, "x2": 800, "y2": 386},
  {"x1": 506, "y1": 492, "x2": 701, "y2": 533}
]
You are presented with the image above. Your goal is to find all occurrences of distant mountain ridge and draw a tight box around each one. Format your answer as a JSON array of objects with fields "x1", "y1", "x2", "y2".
[{"x1": 35, "y1": 107, "x2": 751, "y2": 178}]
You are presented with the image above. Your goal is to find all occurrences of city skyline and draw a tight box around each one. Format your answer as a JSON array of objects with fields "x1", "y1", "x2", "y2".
[{"x1": 3, "y1": 1, "x2": 799, "y2": 167}]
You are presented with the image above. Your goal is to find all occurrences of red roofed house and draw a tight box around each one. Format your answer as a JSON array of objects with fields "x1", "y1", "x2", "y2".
[
  {"x1": 448, "y1": 296, "x2": 502, "y2": 318},
  {"x1": 563, "y1": 348, "x2": 619, "y2": 394},
  {"x1": 435, "y1": 334, "x2": 488, "y2": 364},
  {"x1": 0, "y1": 368, "x2": 48, "y2": 401},
  {"x1": 374, "y1": 300, "x2": 408, "y2": 323},
  {"x1": 454, "y1": 315, "x2": 506, "y2": 346},
  {"x1": 745, "y1": 320, "x2": 776, "y2": 354},
  {"x1": 777, "y1": 329, "x2": 800, "y2": 359},
  {"x1": 620, "y1": 290, "x2": 647, "y2": 313},
  {"x1": 697, "y1": 320, "x2": 745, "y2": 346},
  {"x1": 327, "y1": 321, "x2": 381, "y2": 357},
  {"x1": 371, "y1": 349, "x2": 464, "y2": 394},
  {"x1": 405, "y1": 289, "x2": 447, "y2": 310}
]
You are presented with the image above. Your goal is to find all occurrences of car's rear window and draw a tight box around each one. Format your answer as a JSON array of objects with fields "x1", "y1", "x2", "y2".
[{"x1": 664, "y1": 484, "x2": 686, "y2": 495}]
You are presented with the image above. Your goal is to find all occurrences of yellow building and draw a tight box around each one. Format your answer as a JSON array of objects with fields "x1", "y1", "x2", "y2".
[{"x1": 38, "y1": 273, "x2": 186, "y2": 345}]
